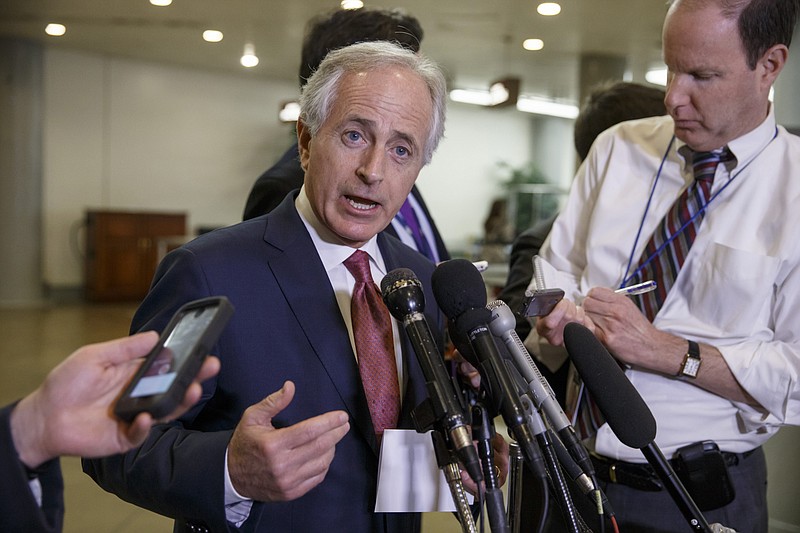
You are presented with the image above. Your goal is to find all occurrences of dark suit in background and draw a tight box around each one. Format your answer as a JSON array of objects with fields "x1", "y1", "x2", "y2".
[
  {"x1": 0, "y1": 403, "x2": 64, "y2": 533},
  {"x1": 243, "y1": 143, "x2": 450, "y2": 262},
  {"x1": 84, "y1": 195, "x2": 443, "y2": 532}
]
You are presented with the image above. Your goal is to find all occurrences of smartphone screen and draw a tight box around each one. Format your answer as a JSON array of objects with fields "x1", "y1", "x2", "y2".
[{"x1": 129, "y1": 305, "x2": 219, "y2": 398}]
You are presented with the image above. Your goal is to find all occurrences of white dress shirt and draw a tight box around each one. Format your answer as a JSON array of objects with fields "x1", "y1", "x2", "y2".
[{"x1": 537, "y1": 107, "x2": 800, "y2": 461}]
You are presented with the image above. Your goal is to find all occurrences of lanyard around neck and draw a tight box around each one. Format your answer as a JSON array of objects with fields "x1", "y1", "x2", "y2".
[{"x1": 620, "y1": 128, "x2": 777, "y2": 287}]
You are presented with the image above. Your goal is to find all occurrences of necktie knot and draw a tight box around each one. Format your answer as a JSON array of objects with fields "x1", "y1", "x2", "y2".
[
  {"x1": 344, "y1": 250, "x2": 373, "y2": 284},
  {"x1": 692, "y1": 147, "x2": 731, "y2": 183}
]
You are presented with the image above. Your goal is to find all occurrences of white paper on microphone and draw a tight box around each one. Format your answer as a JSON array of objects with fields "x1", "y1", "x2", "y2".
[{"x1": 375, "y1": 429, "x2": 474, "y2": 512}]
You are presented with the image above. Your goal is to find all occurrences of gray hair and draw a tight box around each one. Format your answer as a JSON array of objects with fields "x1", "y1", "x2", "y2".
[{"x1": 299, "y1": 40, "x2": 447, "y2": 165}]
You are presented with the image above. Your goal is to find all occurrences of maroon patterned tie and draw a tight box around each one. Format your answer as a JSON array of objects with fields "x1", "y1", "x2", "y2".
[{"x1": 343, "y1": 250, "x2": 400, "y2": 440}]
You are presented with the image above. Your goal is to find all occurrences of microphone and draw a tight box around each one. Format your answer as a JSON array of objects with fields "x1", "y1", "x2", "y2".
[
  {"x1": 563, "y1": 322, "x2": 713, "y2": 533},
  {"x1": 486, "y1": 299, "x2": 595, "y2": 489},
  {"x1": 380, "y1": 268, "x2": 483, "y2": 484},
  {"x1": 431, "y1": 259, "x2": 540, "y2": 471}
]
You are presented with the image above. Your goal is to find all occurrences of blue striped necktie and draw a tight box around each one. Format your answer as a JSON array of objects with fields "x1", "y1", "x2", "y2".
[{"x1": 631, "y1": 148, "x2": 732, "y2": 322}]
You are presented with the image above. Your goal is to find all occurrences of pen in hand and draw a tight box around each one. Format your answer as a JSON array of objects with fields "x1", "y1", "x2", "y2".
[{"x1": 615, "y1": 280, "x2": 657, "y2": 296}]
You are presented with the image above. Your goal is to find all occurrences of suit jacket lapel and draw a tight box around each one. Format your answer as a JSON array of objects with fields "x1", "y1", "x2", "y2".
[
  {"x1": 263, "y1": 198, "x2": 376, "y2": 446},
  {"x1": 262, "y1": 199, "x2": 432, "y2": 454}
]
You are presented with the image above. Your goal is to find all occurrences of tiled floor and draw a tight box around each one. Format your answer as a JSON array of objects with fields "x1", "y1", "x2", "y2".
[{"x1": 1, "y1": 303, "x2": 798, "y2": 532}]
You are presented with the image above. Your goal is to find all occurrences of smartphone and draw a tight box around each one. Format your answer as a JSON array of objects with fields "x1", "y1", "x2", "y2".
[
  {"x1": 114, "y1": 296, "x2": 234, "y2": 422},
  {"x1": 520, "y1": 288, "x2": 565, "y2": 317}
]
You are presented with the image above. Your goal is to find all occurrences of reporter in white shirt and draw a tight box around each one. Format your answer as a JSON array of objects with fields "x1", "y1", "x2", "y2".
[{"x1": 533, "y1": 1, "x2": 800, "y2": 531}]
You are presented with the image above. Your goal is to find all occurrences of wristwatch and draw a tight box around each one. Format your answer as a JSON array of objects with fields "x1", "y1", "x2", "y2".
[{"x1": 679, "y1": 340, "x2": 701, "y2": 379}]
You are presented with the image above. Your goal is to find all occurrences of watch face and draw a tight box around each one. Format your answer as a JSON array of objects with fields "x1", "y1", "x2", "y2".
[{"x1": 682, "y1": 356, "x2": 701, "y2": 378}]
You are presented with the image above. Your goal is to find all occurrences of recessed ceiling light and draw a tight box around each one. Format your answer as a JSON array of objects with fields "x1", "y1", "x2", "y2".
[
  {"x1": 150, "y1": 0, "x2": 172, "y2": 6},
  {"x1": 241, "y1": 43, "x2": 259, "y2": 68},
  {"x1": 341, "y1": 0, "x2": 364, "y2": 10},
  {"x1": 203, "y1": 30, "x2": 224, "y2": 43},
  {"x1": 537, "y1": 2, "x2": 561, "y2": 16},
  {"x1": 523, "y1": 39, "x2": 545, "y2": 51},
  {"x1": 45, "y1": 23, "x2": 66, "y2": 37}
]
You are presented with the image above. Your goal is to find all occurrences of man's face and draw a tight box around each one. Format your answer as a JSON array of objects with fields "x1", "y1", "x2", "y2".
[
  {"x1": 662, "y1": 3, "x2": 773, "y2": 151},
  {"x1": 298, "y1": 66, "x2": 433, "y2": 248}
]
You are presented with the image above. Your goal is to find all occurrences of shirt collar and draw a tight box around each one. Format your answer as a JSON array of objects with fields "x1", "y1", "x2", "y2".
[
  {"x1": 295, "y1": 186, "x2": 387, "y2": 276},
  {"x1": 675, "y1": 103, "x2": 777, "y2": 173}
]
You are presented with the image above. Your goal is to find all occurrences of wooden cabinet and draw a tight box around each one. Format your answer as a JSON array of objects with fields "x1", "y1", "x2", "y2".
[{"x1": 85, "y1": 210, "x2": 187, "y2": 302}]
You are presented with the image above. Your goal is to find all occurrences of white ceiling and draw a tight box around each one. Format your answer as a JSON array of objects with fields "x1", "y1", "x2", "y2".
[{"x1": 0, "y1": 0, "x2": 670, "y2": 105}]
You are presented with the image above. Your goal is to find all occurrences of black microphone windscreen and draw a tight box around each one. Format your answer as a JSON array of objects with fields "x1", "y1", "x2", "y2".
[
  {"x1": 380, "y1": 268, "x2": 426, "y2": 320},
  {"x1": 431, "y1": 259, "x2": 487, "y2": 319},
  {"x1": 380, "y1": 267, "x2": 416, "y2": 295},
  {"x1": 563, "y1": 322, "x2": 657, "y2": 449}
]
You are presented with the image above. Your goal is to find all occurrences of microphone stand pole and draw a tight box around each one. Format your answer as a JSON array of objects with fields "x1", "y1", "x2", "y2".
[
  {"x1": 519, "y1": 396, "x2": 582, "y2": 533},
  {"x1": 412, "y1": 397, "x2": 477, "y2": 533},
  {"x1": 506, "y1": 442, "x2": 525, "y2": 533},
  {"x1": 430, "y1": 430, "x2": 478, "y2": 533},
  {"x1": 472, "y1": 400, "x2": 510, "y2": 533},
  {"x1": 641, "y1": 443, "x2": 713, "y2": 533}
]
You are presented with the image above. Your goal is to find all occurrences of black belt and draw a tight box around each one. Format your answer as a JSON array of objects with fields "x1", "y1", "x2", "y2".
[{"x1": 590, "y1": 448, "x2": 756, "y2": 492}]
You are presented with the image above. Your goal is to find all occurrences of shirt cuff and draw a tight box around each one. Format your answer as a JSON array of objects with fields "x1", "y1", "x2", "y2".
[{"x1": 224, "y1": 447, "x2": 253, "y2": 527}]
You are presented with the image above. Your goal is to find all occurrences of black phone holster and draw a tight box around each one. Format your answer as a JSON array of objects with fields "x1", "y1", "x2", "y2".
[{"x1": 673, "y1": 440, "x2": 736, "y2": 511}]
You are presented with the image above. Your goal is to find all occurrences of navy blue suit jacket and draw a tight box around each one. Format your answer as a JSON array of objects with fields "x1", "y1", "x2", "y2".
[
  {"x1": 84, "y1": 194, "x2": 446, "y2": 533},
  {"x1": 1, "y1": 403, "x2": 64, "y2": 533}
]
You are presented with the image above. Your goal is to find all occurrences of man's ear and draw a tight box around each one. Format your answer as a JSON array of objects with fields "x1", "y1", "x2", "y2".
[
  {"x1": 759, "y1": 43, "x2": 788, "y2": 89},
  {"x1": 297, "y1": 119, "x2": 312, "y2": 172}
]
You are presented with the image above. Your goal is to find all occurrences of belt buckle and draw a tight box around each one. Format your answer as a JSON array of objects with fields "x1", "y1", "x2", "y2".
[{"x1": 609, "y1": 463, "x2": 618, "y2": 484}]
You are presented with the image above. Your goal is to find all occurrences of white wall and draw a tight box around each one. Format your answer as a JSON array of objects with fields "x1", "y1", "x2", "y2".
[
  {"x1": 531, "y1": 115, "x2": 577, "y2": 189},
  {"x1": 417, "y1": 103, "x2": 539, "y2": 255},
  {"x1": 42, "y1": 48, "x2": 298, "y2": 288},
  {"x1": 42, "y1": 47, "x2": 569, "y2": 288}
]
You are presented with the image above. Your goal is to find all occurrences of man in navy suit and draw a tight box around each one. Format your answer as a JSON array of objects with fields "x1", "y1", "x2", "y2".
[
  {"x1": 243, "y1": 7, "x2": 449, "y2": 263},
  {"x1": 84, "y1": 41, "x2": 459, "y2": 532}
]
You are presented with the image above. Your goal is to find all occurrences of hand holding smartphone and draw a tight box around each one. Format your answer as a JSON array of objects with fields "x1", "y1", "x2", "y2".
[
  {"x1": 520, "y1": 288, "x2": 565, "y2": 317},
  {"x1": 114, "y1": 296, "x2": 234, "y2": 422}
]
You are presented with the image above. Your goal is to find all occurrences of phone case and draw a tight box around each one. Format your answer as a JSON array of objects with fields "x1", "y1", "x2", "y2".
[
  {"x1": 520, "y1": 288, "x2": 565, "y2": 317},
  {"x1": 114, "y1": 296, "x2": 234, "y2": 422},
  {"x1": 673, "y1": 440, "x2": 736, "y2": 511}
]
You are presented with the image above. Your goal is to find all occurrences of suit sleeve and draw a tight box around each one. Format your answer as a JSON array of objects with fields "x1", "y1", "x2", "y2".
[
  {"x1": 0, "y1": 402, "x2": 64, "y2": 533},
  {"x1": 82, "y1": 248, "x2": 236, "y2": 532}
]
